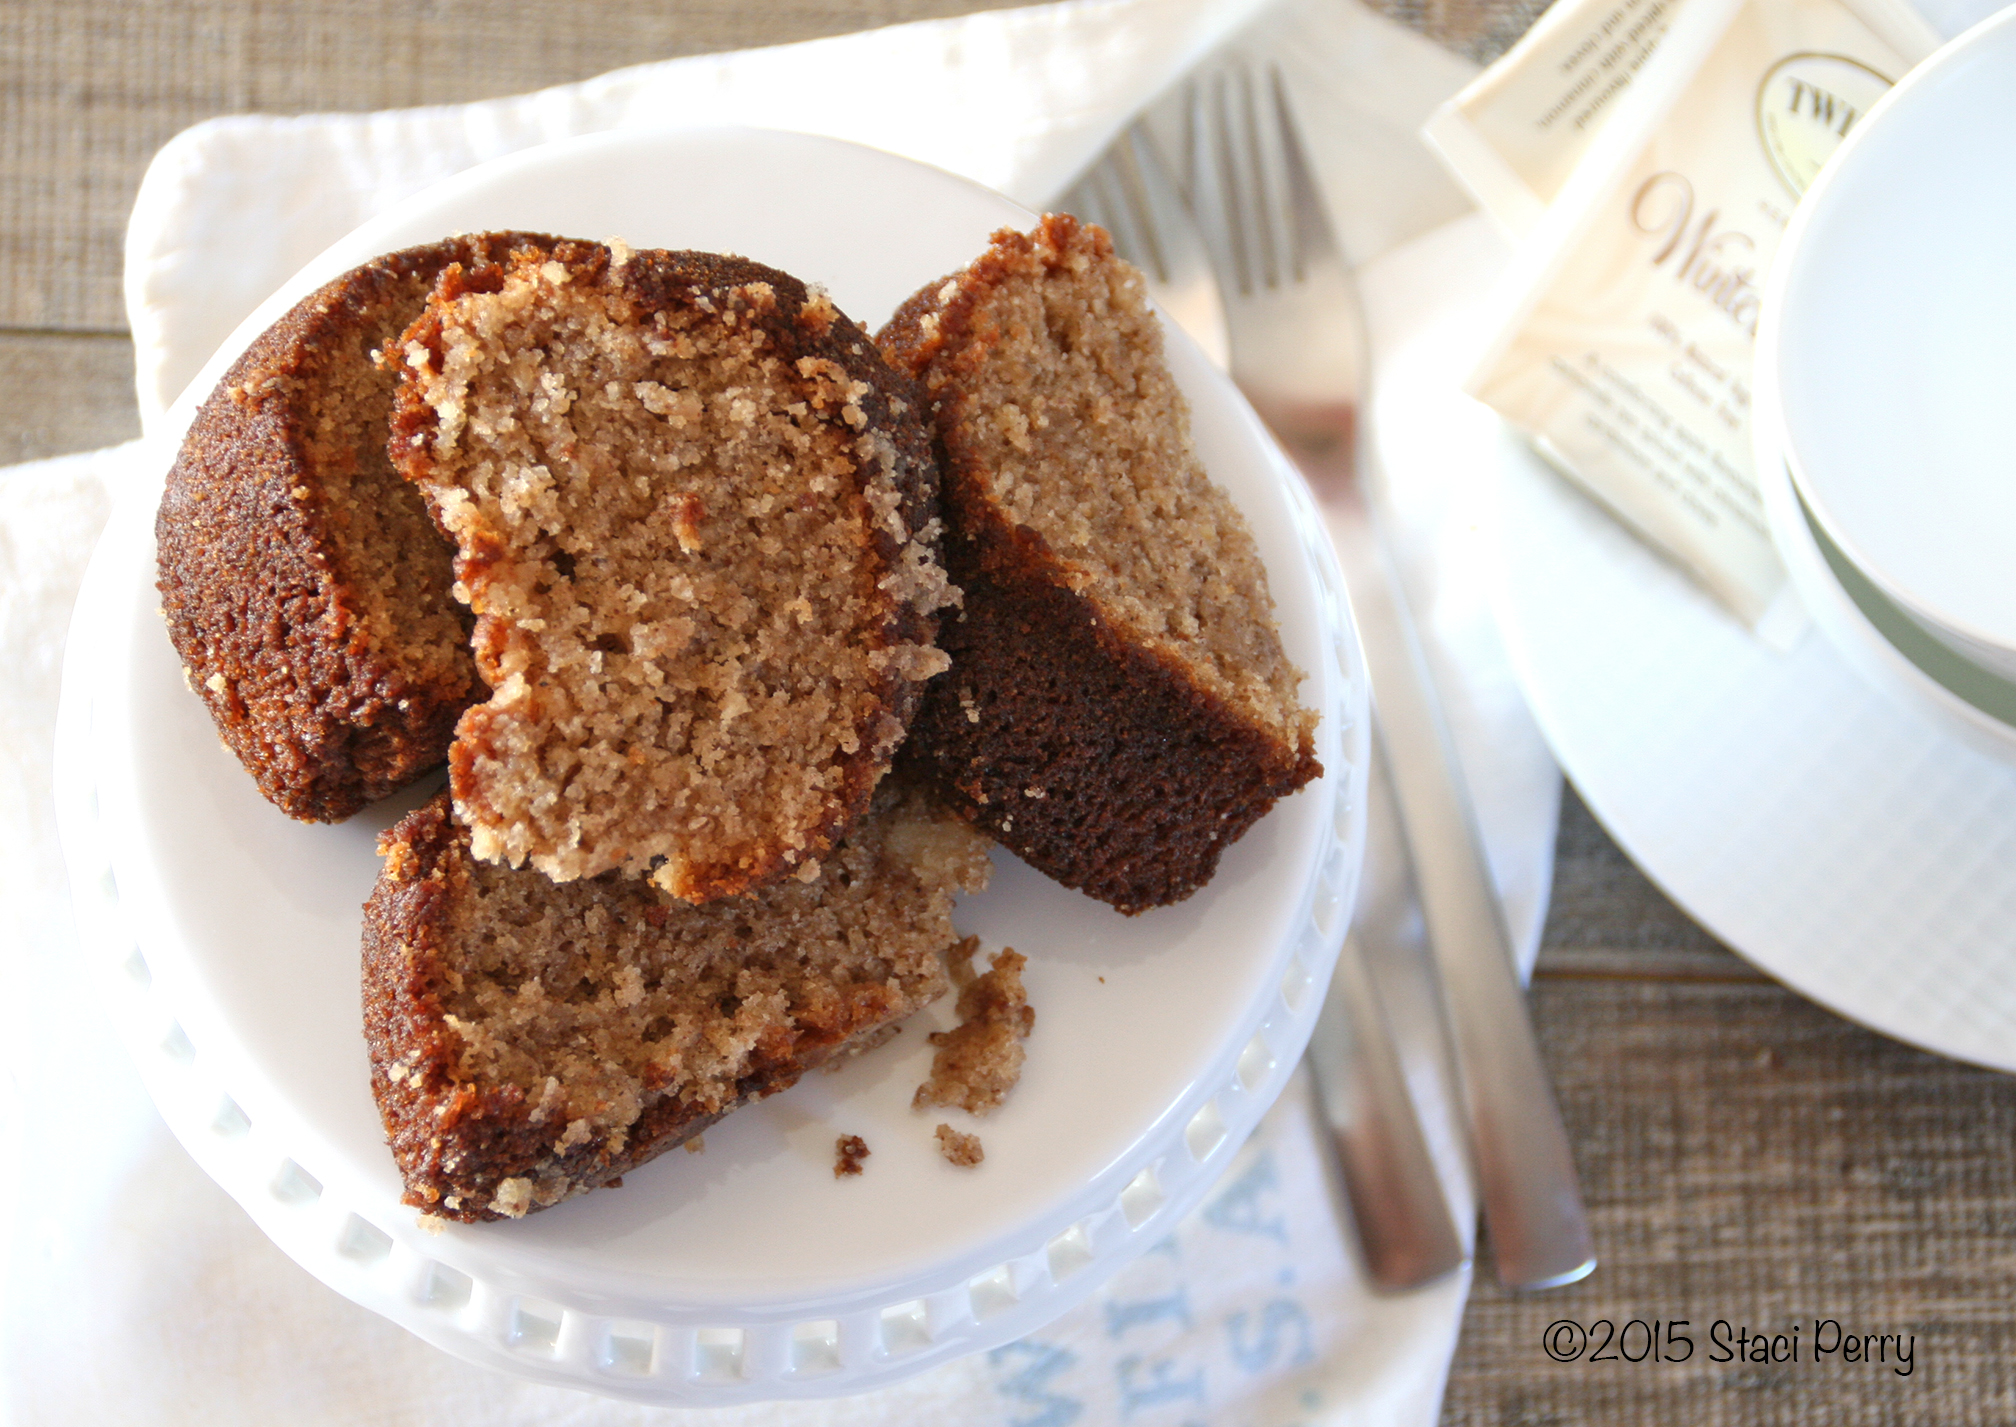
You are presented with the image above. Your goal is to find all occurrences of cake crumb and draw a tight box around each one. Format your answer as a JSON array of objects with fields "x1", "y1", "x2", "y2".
[
  {"x1": 417, "y1": 1213, "x2": 447, "y2": 1236},
  {"x1": 934, "y1": 1123, "x2": 984, "y2": 1166},
  {"x1": 914, "y1": 947, "x2": 1034, "y2": 1115},
  {"x1": 834, "y1": 1134, "x2": 871, "y2": 1177},
  {"x1": 491, "y1": 1177, "x2": 534, "y2": 1218},
  {"x1": 684, "y1": 1135, "x2": 705, "y2": 1154}
]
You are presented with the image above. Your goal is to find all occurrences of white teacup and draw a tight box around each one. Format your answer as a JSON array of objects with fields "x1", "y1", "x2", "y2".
[{"x1": 1770, "y1": 4, "x2": 2016, "y2": 686}]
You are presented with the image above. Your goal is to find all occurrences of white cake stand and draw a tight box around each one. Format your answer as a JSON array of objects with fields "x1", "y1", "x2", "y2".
[{"x1": 54, "y1": 127, "x2": 1368, "y2": 1404}]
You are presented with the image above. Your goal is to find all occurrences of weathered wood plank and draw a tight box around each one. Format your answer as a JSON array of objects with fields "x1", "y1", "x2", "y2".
[
  {"x1": 1365, "y1": 0, "x2": 1556, "y2": 62},
  {"x1": 0, "y1": 332, "x2": 141, "y2": 464},
  {"x1": 1441, "y1": 969, "x2": 2016, "y2": 1423},
  {"x1": 0, "y1": 0, "x2": 1026, "y2": 332}
]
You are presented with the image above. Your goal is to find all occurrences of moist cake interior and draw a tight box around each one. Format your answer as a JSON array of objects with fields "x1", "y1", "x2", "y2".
[
  {"x1": 397, "y1": 250, "x2": 948, "y2": 898},
  {"x1": 370, "y1": 781, "x2": 993, "y2": 1219},
  {"x1": 942, "y1": 231, "x2": 1313, "y2": 748}
]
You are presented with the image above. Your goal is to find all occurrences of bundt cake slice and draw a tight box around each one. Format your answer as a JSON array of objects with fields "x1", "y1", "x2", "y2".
[
  {"x1": 877, "y1": 214, "x2": 1320, "y2": 913},
  {"x1": 363, "y1": 779, "x2": 993, "y2": 1222},
  {"x1": 157, "y1": 233, "x2": 557, "y2": 821},
  {"x1": 389, "y1": 242, "x2": 955, "y2": 903}
]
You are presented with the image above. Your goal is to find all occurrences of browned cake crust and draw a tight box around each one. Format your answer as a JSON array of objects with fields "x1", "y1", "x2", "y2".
[
  {"x1": 362, "y1": 781, "x2": 992, "y2": 1222},
  {"x1": 156, "y1": 233, "x2": 558, "y2": 822},
  {"x1": 389, "y1": 243, "x2": 953, "y2": 902},
  {"x1": 877, "y1": 215, "x2": 1320, "y2": 914}
]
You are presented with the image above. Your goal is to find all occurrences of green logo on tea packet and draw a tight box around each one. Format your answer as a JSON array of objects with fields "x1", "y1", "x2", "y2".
[{"x1": 1756, "y1": 53, "x2": 1893, "y2": 195}]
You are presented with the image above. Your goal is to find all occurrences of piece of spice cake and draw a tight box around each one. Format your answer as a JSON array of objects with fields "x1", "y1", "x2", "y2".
[
  {"x1": 389, "y1": 242, "x2": 955, "y2": 902},
  {"x1": 877, "y1": 215, "x2": 1320, "y2": 912},
  {"x1": 363, "y1": 780, "x2": 992, "y2": 1222},
  {"x1": 913, "y1": 943, "x2": 1034, "y2": 1116},
  {"x1": 157, "y1": 233, "x2": 555, "y2": 821}
]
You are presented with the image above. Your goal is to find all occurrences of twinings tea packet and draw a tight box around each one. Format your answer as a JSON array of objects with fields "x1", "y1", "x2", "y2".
[
  {"x1": 1440, "y1": 0, "x2": 1936, "y2": 642},
  {"x1": 1423, "y1": 0, "x2": 1694, "y2": 239}
]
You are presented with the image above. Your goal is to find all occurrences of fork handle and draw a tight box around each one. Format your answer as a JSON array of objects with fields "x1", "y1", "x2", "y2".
[
  {"x1": 1306, "y1": 901, "x2": 1469, "y2": 1291},
  {"x1": 1320, "y1": 478, "x2": 1596, "y2": 1292}
]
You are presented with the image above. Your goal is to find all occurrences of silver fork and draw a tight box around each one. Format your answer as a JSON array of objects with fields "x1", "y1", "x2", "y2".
[
  {"x1": 1190, "y1": 57, "x2": 1596, "y2": 1291},
  {"x1": 1063, "y1": 115, "x2": 1466, "y2": 1294}
]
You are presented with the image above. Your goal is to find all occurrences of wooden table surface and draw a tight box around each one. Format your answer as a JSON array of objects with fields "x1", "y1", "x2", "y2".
[{"x1": 10, "y1": 2, "x2": 2014, "y2": 1422}]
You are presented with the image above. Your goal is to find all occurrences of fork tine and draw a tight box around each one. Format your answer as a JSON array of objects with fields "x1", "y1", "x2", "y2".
[
  {"x1": 1267, "y1": 65, "x2": 1306, "y2": 284},
  {"x1": 1197, "y1": 58, "x2": 1346, "y2": 294},
  {"x1": 1199, "y1": 70, "x2": 1255, "y2": 297},
  {"x1": 1117, "y1": 129, "x2": 1171, "y2": 284},
  {"x1": 1191, "y1": 56, "x2": 1365, "y2": 408},
  {"x1": 1238, "y1": 64, "x2": 1283, "y2": 292},
  {"x1": 1270, "y1": 63, "x2": 1341, "y2": 282},
  {"x1": 1194, "y1": 59, "x2": 1298, "y2": 300}
]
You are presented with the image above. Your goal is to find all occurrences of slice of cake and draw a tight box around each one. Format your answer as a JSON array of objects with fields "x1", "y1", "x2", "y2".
[
  {"x1": 362, "y1": 779, "x2": 992, "y2": 1222},
  {"x1": 157, "y1": 233, "x2": 556, "y2": 821},
  {"x1": 390, "y1": 242, "x2": 955, "y2": 902},
  {"x1": 877, "y1": 215, "x2": 1320, "y2": 913}
]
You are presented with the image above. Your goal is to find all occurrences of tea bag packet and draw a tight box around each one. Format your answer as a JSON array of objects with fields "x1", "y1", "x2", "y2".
[
  {"x1": 1423, "y1": 0, "x2": 1695, "y2": 240},
  {"x1": 1437, "y1": 0, "x2": 1938, "y2": 644}
]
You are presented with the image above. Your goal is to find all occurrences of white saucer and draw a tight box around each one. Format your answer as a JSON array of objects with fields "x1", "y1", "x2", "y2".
[
  {"x1": 1424, "y1": 288, "x2": 2016, "y2": 1073},
  {"x1": 54, "y1": 127, "x2": 1367, "y2": 1403}
]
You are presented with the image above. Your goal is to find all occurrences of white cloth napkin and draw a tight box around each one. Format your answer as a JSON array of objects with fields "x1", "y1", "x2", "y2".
[{"x1": 3, "y1": 1, "x2": 1561, "y2": 1421}]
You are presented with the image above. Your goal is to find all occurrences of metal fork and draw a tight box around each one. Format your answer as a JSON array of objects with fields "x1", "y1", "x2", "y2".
[
  {"x1": 1063, "y1": 116, "x2": 1466, "y2": 1294},
  {"x1": 1190, "y1": 57, "x2": 1596, "y2": 1291}
]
